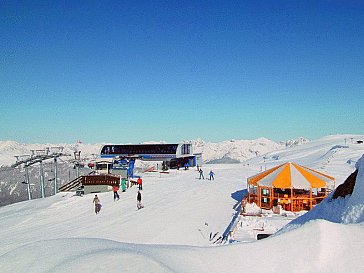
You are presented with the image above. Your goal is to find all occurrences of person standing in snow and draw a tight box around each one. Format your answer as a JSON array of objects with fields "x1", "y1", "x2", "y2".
[
  {"x1": 137, "y1": 177, "x2": 143, "y2": 190},
  {"x1": 199, "y1": 168, "x2": 204, "y2": 179},
  {"x1": 93, "y1": 194, "x2": 101, "y2": 214},
  {"x1": 121, "y1": 178, "x2": 127, "y2": 192},
  {"x1": 209, "y1": 170, "x2": 215, "y2": 180},
  {"x1": 137, "y1": 190, "x2": 143, "y2": 209},
  {"x1": 113, "y1": 185, "x2": 120, "y2": 201}
]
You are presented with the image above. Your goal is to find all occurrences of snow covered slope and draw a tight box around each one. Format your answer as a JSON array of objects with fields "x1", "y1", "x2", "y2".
[
  {"x1": 0, "y1": 135, "x2": 364, "y2": 272},
  {"x1": 1, "y1": 220, "x2": 363, "y2": 273},
  {"x1": 0, "y1": 160, "x2": 363, "y2": 272},
  {"x1": 0, "y1": 164, "x2": 250, "y2": 249},
  {"x1": 246, "y1": 134, "x2": 364, "y2": 184}
]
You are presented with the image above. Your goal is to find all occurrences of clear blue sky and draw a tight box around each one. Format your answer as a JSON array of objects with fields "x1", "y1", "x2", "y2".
[{"x1": 1, "y1": 0, "x2": 363, "y2": 144}]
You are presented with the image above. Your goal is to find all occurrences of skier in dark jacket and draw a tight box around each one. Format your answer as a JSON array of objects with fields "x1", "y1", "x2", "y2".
[
  {"x1": 93, "y1": 195, "x2": 101, "y2": 214},
  {"x1": 137, "y1": 190, "x2": 143, "y2": 210},
  {"x1": 199, "y1": 168, "x2": 204, "y2": 179}
]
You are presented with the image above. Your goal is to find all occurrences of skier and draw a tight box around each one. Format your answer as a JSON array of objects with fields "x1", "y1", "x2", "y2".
[
  {"x1": 199, "y1": 168, "x2": 204, "y2": 179},
  {"x1": 93, "y1": 194, "x2": 101, "y2": 214},
  {"x1": 121, "y1": 178, "x2": 127, "y2": 192},
  {"x1": 209, "y1": 170, "x2": 215, "y2": 180},
  {"x1": 113, "y1": 185, "x2": 120, "y2": 201},
  {"x1": 137, "y1": 177, "x2": 143, "y2": 190},
  {"x1": 137, "y1": 190, "x2": 144, "y2": 210}
]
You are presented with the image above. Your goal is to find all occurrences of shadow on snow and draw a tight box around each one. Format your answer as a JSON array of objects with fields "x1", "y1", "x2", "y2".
[{"x1": 220, "y1": 189, "x2": 248, "y2": 243}]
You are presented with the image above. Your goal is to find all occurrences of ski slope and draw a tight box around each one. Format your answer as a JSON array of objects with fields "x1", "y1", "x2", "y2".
[
  {"x1": 246, "y1": 134, "x2": 364, "y2": 184},
  {"x1": 0, "y1": 165, "x2": 251, "y2": 251},
  {"x1": 0, "y1": 135, "x2": 364, "y2": 272}
]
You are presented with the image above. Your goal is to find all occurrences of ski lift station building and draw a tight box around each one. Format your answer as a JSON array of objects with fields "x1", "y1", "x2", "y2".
[
  {"x1": 96, "y1": 143, "x2": 202, "y2": 175},
  {"x1": 60, "y1": 143, "x2": 201, "y2": 195}
]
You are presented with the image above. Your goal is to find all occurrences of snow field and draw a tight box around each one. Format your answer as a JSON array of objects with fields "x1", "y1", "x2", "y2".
[{"x1": 1, "y1": 135, "x2": 364, "y2": 272}]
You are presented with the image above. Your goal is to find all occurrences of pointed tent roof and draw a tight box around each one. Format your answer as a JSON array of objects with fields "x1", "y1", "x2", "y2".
[{"x1": 248, "y1": 162, "x2": 335, "y2": 189}]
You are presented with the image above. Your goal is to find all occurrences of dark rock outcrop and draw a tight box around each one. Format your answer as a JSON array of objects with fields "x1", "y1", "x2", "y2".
[{"x1": 333, "y1": 169, "x2": 358, "y2": 199}]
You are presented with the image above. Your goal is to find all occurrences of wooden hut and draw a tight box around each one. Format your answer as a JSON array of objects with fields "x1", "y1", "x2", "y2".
[{"x1": 246, "y1": 162, "x2": 335, "y2": 212}]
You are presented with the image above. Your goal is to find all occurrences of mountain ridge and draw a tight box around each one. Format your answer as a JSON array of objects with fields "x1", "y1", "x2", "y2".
[{"x1": 0, "y1": 137, "x2": 309, "y2": 167}]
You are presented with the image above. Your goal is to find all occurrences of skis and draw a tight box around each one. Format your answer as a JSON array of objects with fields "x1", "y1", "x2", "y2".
[{"x1": 209, "y1": 232, "x2": 219, "y2": 241}]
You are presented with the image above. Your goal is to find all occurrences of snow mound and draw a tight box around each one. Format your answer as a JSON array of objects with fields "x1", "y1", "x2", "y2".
[
  {"x1": 0, "y1": 238, "x2": 173, "y2": 273},
  {"x1": 244, "y1": 202, "x2": 262, "y2": 214},
  {"x1": 1, "y1": 221, "x2": 363, "y2": 273},
  {"x1": 329, "y1": 145, "x2": 349, "y2": 151}
]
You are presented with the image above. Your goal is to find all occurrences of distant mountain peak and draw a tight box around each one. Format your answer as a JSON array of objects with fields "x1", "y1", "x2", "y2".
[{"x1": 282, "y1": 137, "x2": 310, "y2": 147}]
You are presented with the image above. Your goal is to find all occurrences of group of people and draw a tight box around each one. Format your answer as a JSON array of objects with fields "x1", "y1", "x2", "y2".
[
  {"x1": 92, "y1": 165, "x2": 214, "y2": 214},
  {"x1": 93, "y1": 177, "x2": 144, "y2": 214},
  {"x1": 198, "y1": 168, "x2": 215, "y2": 180},
  {"x1": 176, "y1": 162, "x2": 190, "y2": 170},
  {"x1": 112, "y1": 177, "x2": 139, "y2": 201}
]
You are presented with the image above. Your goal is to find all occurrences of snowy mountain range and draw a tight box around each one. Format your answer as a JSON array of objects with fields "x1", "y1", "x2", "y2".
[
  {"x1": 0, "y1": 137, "x2": 307, "y2": 167},
  {"x1": 191, "y1": 137, "x2": 285, "y2": 163}
]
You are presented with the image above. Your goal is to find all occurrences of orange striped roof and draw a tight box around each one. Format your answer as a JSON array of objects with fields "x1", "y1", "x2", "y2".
[
  {"x1": 247, "y1": 162, "x2": 335, "y2": 189},
  {"x1": 247, "y1": 163, "x2": 285, "y2": 186}
]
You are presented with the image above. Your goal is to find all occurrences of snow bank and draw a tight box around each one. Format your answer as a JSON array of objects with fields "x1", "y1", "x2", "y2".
[
  {"x1": 244, "y1": 202, "x2": 262, "y2": 214},
  {"x1": 1, "y1": 221, "x2": 363, "y2": 273}
]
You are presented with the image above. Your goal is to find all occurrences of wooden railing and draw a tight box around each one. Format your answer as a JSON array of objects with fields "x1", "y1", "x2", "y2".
[{"x1": 59, "y1": 172, "x2": 119, "y2": 192}]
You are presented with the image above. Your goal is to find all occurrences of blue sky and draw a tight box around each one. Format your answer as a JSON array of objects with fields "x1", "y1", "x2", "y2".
[{"x1": 1, "y1": 0, "x2": 363, "y2": 144}]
